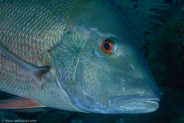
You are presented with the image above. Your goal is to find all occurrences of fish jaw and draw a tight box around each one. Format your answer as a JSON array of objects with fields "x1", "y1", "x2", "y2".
[
  {"x1": 70, "y1": 93, "x2": 159, "y2": 114},
  {"x1": 70, "y1": 82, "x2": 160, "y2": 114},
  {"x1": 107, "y1": 95, "x2": 159, "y2": 114}
]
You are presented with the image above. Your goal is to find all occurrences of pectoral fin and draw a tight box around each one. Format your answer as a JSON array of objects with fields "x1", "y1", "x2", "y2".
[
  {"x1": 0, "y1": 41, "x2": 50, "y2": 87},
  {"x1": 0, "y1": 97, "x2": 45, "y2": 109}
]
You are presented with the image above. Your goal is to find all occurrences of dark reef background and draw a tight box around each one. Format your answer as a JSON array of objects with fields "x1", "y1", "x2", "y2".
[{"x1": 0, "y1": 0, "x2": 183, "y2": 123}]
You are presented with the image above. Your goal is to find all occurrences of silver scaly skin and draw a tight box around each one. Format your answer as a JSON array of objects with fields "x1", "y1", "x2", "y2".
[{"x1": 0, "y1": 0, "x2": 82, "y2": 112}]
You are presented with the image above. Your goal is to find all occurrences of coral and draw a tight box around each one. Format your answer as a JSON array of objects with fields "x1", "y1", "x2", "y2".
[
  {"x1": 148, "y1": 0, "x2": 184, "y2": 88},
  {"x1": 105, "y1": 0, "x2": 166, "y2": 39}
]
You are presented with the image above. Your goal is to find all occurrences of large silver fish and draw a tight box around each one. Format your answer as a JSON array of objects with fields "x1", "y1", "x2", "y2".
[{"x1": 0, "y1": 0, "x2": 161, "y2": 114}]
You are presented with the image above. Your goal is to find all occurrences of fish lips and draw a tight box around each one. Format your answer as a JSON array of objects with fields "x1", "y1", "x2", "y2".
[{"x1": 108, "y1": 94, "x2": 160, "y2": 114}]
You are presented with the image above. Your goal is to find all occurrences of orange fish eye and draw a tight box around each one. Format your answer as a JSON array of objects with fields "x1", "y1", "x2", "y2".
[{"x1": 101, "y1": 40, "x2": 114, "y2": 53}]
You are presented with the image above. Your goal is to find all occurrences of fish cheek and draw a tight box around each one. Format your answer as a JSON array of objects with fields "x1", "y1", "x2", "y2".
[{"x1": 75, "y1": 61, "x2": 85, "y2": 84}]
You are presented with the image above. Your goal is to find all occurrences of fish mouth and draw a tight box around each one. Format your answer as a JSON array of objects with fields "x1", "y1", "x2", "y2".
[
  {"x1": 108, "y1": 95, "x2": 159, "y2": 114},
  {"x1": 71, "y1": 93, "x2": 159, "y2": 114}
]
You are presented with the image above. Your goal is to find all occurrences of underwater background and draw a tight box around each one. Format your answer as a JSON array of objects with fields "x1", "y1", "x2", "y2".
[{"x1": 0, "y1": 0, "x2": 183, "y2": 123}]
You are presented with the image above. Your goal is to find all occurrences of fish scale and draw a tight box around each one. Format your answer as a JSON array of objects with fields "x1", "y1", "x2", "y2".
[{"x1": 0, "y1": 0, "x2": 82, "y2": 111}]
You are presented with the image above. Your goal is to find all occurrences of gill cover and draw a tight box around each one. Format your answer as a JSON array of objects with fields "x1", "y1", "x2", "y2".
[{"x1": 49, "y1": 27, "x2": 90, "y2": 91}]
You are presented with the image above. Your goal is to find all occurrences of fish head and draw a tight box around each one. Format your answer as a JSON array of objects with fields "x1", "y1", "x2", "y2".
[{"x1": 49, "y1": 1, "x2": 160, "y2": 114}]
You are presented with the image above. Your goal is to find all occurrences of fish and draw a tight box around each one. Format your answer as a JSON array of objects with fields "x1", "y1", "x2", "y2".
[{"x1": 0, "y1": 0, "x2": 162, "y2": 114}]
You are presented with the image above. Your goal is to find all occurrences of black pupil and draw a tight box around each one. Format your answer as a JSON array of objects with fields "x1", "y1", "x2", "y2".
[{"x1": 104, "y1": 42, "x2": 111, "y2": 50}]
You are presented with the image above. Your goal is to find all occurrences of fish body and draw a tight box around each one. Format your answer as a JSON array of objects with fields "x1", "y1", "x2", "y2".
[
  {"x1": 0, "y1": 0, "x2": 81, "y2": 112},
  {"x1": 0, "y1": 0, "x2": 160, "y2": 114}
]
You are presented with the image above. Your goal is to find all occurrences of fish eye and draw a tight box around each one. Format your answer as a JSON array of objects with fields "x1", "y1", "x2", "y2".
[{"x1": 101, "y1": 39, "x2": 117, "y2": 54}]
